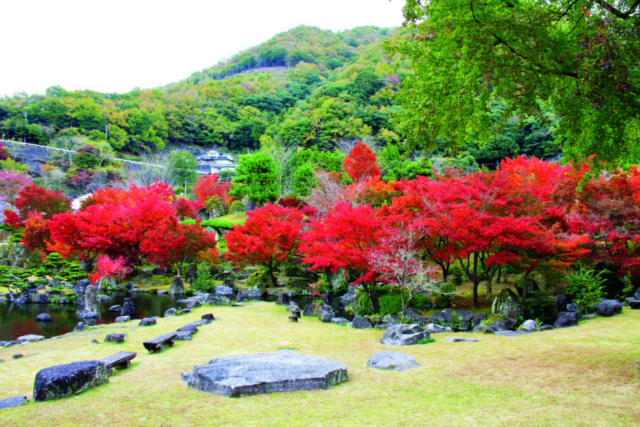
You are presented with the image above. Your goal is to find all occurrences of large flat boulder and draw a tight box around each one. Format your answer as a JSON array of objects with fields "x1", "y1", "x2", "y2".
[
  {"x1": 366, "y1": 351, "x2": 420, "y2": 371},
  {"x1": 182, "y1": 353, "x2": 348, "y2": 397},
  {"x1": 33, "y1": 361, "x2": 109, "y2": 402},
  {"x1": 17, "y1": 334, "x2": 44, "y2": 343}
]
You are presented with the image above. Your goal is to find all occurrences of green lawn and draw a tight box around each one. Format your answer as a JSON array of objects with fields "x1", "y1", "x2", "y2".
[
  {"x1": 1, "y1": 302, "x2": 639, "y2": 426},
  {"x1": 216, "y1": 212, "x2": 247, "y2": 225}
]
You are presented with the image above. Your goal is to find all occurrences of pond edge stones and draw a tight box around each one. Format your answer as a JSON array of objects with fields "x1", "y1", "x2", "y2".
[{"x1": 182, "y1": 353, "x2": 348, "y2": 397}]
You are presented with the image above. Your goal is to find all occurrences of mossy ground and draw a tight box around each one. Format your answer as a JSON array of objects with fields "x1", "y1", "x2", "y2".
[{"x1": 1, "y1": 302, "x2": 639, "y2": 426}]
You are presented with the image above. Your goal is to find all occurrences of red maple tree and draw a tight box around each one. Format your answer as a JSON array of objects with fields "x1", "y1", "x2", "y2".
[
  {"x1": 224, "y1": 204, "x2": 303, "y2": 287},
  {"x1": 343, "y1": 141, "x2": 381, "y2": 182}
]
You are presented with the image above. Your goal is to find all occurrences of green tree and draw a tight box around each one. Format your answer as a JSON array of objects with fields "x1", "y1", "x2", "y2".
[
  {"x1": 168, "y1": 151, "x2": 198, "y2": 187},
  {"x1": 230, "y1": 151, "x2": 279, "y2": 205},
  {"x1": 394, "y1": 0, "x2": 640, "y2": 164}
]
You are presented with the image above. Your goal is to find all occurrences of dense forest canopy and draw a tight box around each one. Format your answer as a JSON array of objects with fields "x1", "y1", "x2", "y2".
[
  {"x1": 394, "y1": 0, "x2": 640, "y2": 165},
  {"x1": 0, "y1": 24, "x2": 560, "y2": 166}
]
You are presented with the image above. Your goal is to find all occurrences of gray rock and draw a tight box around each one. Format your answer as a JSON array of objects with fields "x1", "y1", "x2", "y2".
[
  {"x1": 201, "y1": 314, "x2": 215, "y2": 321},
  {"x1": 204, "y1": 295, "x2": 231, "y2": 306},
  {"x1": 380, "y1": 324, "x2": 430, "y2": 346},
  {"x1": 381, "y1": 314, "x2": 400, "y2": 325},
  {"x1": 186, "y1": 301, "x2": 201, "y2": 309},
  {"x1": 115, "y1": 316, "x2": 130, "y2": 323},
  {"x1": 540, "y1": 325, "x2": 554, "y2": 331},
  {"x1": 157, "y1": 290, "x2": 168, "y2": 295},
  {"x1": 285, "y1": 303, "x2": 300, "y2": 313},
  {"x1": 320, "y1": 311, "x2": 335, "y2": 323},
  {"x1": 366, "y1": 351, "x2": 420, "y2": 371},
  {"x1": 190, "y1": 319, "x2": 211, "y2": 326},
  {"x1": 331, "y1": 318, "x2": 349, "y2": 326},
  {"x1": 566, "y1": 303, "x2": 579, "y2": 312},
  {"x1": 33, "y1": 360, "x2": 109, "y2": 402},
  {"x1": 74, "y1": 322, "x2": 86, "y2": 332},
  {"x1": 491, "y1": 289, "x2": 523, "y2": 318},
  {"x1": 56, "y1": 298, "x2": 68, "y2": 305},
  {"x1": 352, "y1": 316, "x2": 373, "y2": 329},
  {"x1": 36, "y1": 313, "x2": 53, "y2": 322},
  {"x1": 554, "y1": 312, "x2": 579, "y2": 329},
  {"x1": 104, "y1": 334, "x2": 126, "y2": 343},
  {"x1": 13, "y1": 354, "x2": 24, "y2": 359},
  {"x1": 17, "y1": 334, "x2": 44, "y2": 343},
  {"x1": 425, "y1": 323, "x2": 454, "y2": 333},
  {"x1": 375, "y1": 323, "x2": 395, "y2": 330},
  {"x1": 494, "y1": 331, "x2": 533, "y2": 337},
  {"x1": 215, "y1": 285, "x2": 234, "y2": 298},
  {"x1": 236, "y1": 291, "x2": 249, "y2": 302},
  {"x1": 595, "y1": 300, "x2": 623, "y2": 317},
  {"x1": 177, "y1": 324, "x2": 198, "y2": 333},
  {"x1": 107, "y1": 305, "x2": 122, "y2": 312},
  {"x1": 31, "y1": 293, "x2": 50, "y2": 304},
  {"x1": 472, "y1": 313, "x2": 489, "y2": 327},
  {"x1": 78, "y1": 311, "x2": 99, "y2": 320},
  {"x1": 138, "y1": 318, "x2": 156, "y2": 327},
  {"x1": 181, "y1": 309, "x2": 192, "y2": 314},
  {"x1": 443, "y1": 337, "x2": 479, "y2": 343},
  {"x1": 164, "y1": 308, "x2": 177, "y2": 317},
  {"x1": 120, "y1": 298, "x2": 135, "y2": 317},
  {"x1": 181, "y1": 353, "x2": 348, "y2": 397},
  {"x1": 0, "y1": 396, "x2": 28, "y2": 409},
  {"x1": 582, "y1": 314, "x2": 596, "y2": 319},
  {"x1": 175, "y1": 331, "x2": 194, "y2": 340},
  {"x1": 169, "y1": 277, "x2": 185, "y2": 295},
  {"x1": 302, "y1": 304, "x2": 319, "y2": 317},
  {"x1": 521, "y1": 319, "x2": 540, "y2": 332},
  {"x1": 276, "y1": 292, "x2": 292, "y2": 306}
]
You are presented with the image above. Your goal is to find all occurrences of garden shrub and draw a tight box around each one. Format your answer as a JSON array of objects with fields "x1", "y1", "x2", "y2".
[
  {"x1": 566, "y1": 265, "x2": 606, "y2": 313},
  {"x1": 379, "y1": 293, "x2": 403, "y2": 315},
  {"x1": 356, "y1": 293, "x2": 372, "y2": 316},
  {"x1": 192, "y1": 262, "x2": 216, "y2": 293},
  {"x1": 418, "y1": 337, "x2": 436, "y2": 345}
]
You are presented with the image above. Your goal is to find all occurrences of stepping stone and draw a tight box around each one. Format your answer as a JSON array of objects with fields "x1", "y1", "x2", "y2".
[
  {"x1": 0, "y1": 396, "x2": 28, "y2": 409},
  {"x1": 33, "y1": 361, "x2": 109, "y2": 402},
  {"x1": 115, "y1": 316, "x2": 130, "y2": 323},
  {"x1": 331, "y1": 318, "x2": 349, "y2": 326},
  {"x1": 104, "y1": 334, "x2": 127, "y2": 344},
  {"x1": 16, "y1": 334, "x2": 44, "y2": 343},
  {"x1": 182, "y1": 353, "x2": 348, "y2": 397},
  {"x1": 189, "y1": 319, "x2": 211, "y2": 327},
  {"x1": 494, "y1": 331, "x2": 532, "y2": 337},
  {"x1": 164, "y1": 308, "x2": 177, "y2": 317},
  {"x1": 201, "y1": 314, "x2": 215, "y2": 321},
  {"x1": 175, "y1": 331, "x2": 194, "y2": 340},
  {"x1": 13, "y1": 354, "x2": 23, "y2": 359},
  {"x1": 443, "y1": 337, "x2": 479, "y2": 343},
  {"x1": 177, "y1": 324, "x2": 198, "y2": 333},
  {"x1": 366, "y1": 351, "x2": 421, "y2": 371},
  {"x1": 102, "y1": 351, "x2": 136, "y2": 370},
  {"x1": 138, "y1": 318, "x2": 156, "y2": 327},
  {"x1": 181, "y1": 309, "x2": 191, "y2": 314}
]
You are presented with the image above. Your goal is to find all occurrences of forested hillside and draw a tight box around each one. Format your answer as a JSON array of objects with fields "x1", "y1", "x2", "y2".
[{"x1": 0, "y1": 25, "x2": 559, "y2": 165}]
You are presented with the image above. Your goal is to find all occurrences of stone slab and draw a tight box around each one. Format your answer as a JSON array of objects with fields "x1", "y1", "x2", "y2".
[
  {"x1": 182, "y1": 353, "x2": 347, "y2": 397},
  {"x1": 366, "y1": 351, "x2": 420, "y2": 371}
]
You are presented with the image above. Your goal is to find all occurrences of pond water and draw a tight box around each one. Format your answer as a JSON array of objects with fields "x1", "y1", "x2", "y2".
[{"x1": 0, "y1": 293, "x2": 323, "y2": 341}]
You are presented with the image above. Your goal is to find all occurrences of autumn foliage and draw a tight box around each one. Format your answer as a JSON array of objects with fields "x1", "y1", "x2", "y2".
[
  {"x1": 343, "y1": 142, "x2": 381, "y2": 181},
  {"x1": 225, "y1": 204, "x2": 304, "y2": 287}
]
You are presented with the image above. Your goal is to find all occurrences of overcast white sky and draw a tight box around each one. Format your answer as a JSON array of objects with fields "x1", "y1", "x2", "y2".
[{"x1": 0, "y1": 0, "x2": 404, "y2": 97}]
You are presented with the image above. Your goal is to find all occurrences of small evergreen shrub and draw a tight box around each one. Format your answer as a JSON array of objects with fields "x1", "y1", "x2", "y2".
[
  {"x1": 418, "y1": 338, "x2": 436, "y2": 345},
  {"x1": 566, "y1": 265, "x2": 606, "y2": 313}
]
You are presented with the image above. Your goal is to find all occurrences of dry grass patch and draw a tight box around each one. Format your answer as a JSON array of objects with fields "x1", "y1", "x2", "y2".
[{"x1": 1, "y1": 302, "x2": 639, "y2": 426}]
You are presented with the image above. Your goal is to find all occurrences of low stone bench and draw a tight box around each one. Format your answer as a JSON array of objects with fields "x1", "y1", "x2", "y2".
[
  {"x1": 102, "y1": 351, "x2": 137, "y2": 370},
  {"x1": 143, "y1": 332, "x2": 177, "y2": 353}
]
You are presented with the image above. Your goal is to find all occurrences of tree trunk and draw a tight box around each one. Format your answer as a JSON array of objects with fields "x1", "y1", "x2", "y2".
[
  {"x1": 473, "y1": 280, "x2": 480, "y2": 308},
  {"x1": 496, "y1": 267, "x2": 502, "y2": 284},
  {"x1": 485, "y1": 276, "x2": 493, "y2": 301}
]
